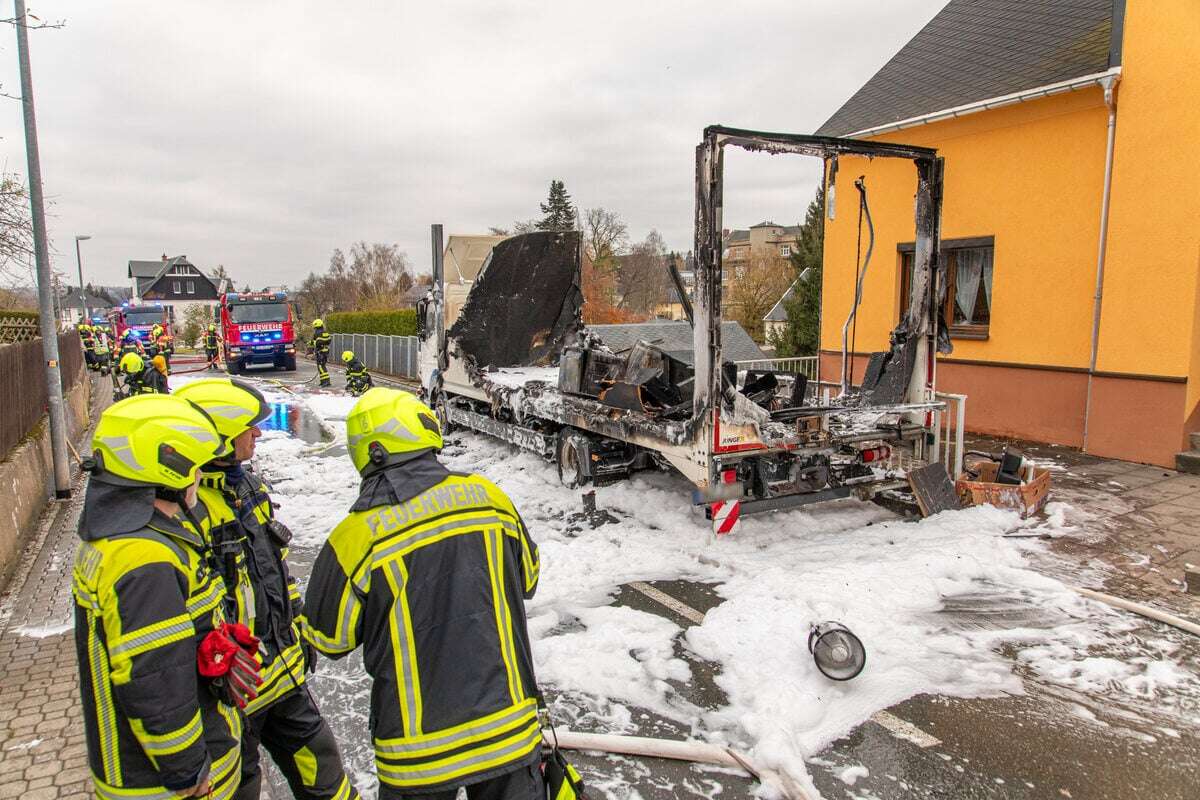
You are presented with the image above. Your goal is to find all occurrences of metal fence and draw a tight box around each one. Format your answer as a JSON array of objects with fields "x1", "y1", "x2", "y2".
[
  {"x1": 732, "y1": 356, "x2": 820, "y2": 382},
  {"x1": 330, "y1": 333, "x2": 421, "y2": 379},
  {"x1": 0, "y1": 332, "x2": 83, "y2": 456}
]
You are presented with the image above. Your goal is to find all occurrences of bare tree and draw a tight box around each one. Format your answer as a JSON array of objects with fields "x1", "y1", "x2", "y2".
[
  {"x1": 0, "y1": 172, "x2": 35, "y2": 292},
  {"x1": 727, "y1": 251, "x2": 794, "y2": 342},
  {"x1": 617, "y1": 230, "x2": 672, "y2": 317},
  {"x1": 583, "y1": 207, "x2": 627, "y2": 264},
  {"x1": 294, "y1": 242, "x2": 414, "y2": 317}
]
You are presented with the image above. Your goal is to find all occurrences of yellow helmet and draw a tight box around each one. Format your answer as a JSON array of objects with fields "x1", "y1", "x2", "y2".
[
  {"x1": 150, "y1": 355, "x2": 168, "y2": 374},
  {"x1": 346, "y1": 388, "x2": 442, "y2": 475},
  {"x1": 312, "y1": 318, "x2": 324, "y2": 328},
  {"x1": 174, "y1": 378, "x2": 269, "y2": 451},
  {"x1": 341, "y1": 350, "x2": 354, "y2": 363},
  {"x1": 208, "y1": 323, "x2": 216, "y2": 331},
  {"x1": 119, "y1": 353, "x2": 144, "y2": 374},
  {"x1": 91, "y1": 395, "x2": 224, "y2": 489}
]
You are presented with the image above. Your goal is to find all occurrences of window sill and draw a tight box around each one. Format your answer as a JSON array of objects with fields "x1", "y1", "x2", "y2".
[{"x1": 948, "y1": 326, "x2": 989, "y2": 341}]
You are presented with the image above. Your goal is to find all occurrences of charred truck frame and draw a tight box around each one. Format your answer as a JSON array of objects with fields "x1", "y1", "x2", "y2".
[{"x1": 420, "y1": 126, "x2": 957, "y2": 518}]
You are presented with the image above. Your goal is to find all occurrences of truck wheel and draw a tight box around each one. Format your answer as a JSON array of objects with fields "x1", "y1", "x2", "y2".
[
  {"x1": 434, "y1": 393, "x2": 457, "y2": 434},
  {"x1": 226, "y1": 359, "x2": 241, "y2": 375},
  {"x1": 283, "y1": 354, "x2": 297, "y2": 371},
  {"x1": 557, "y1": 431, "x2": 591, "y2": 490}
]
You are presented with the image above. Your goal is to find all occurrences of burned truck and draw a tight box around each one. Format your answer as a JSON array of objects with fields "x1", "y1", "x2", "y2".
[{"x1": 419, "y1": 126, "x2": 962, "y2": 518}]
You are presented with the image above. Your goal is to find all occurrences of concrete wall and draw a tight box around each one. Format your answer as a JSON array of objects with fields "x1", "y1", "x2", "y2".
[{"x1": 0, "y1": 368, "x2": 109, "y2": 591}]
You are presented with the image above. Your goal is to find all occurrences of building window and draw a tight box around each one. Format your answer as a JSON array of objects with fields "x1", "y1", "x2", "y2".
[
  {"x1": 780, "y1": 245, "x2": 791, "y2": 258},
  {"x1": 172, "y1": 280, "x2": 181, "y2": 293},
  {"x1": 899, "y1": 237, "x2": 994, "y2": 339},
  {"x1": 186, "y1": 280, "x2": 195, "y2": 294}
]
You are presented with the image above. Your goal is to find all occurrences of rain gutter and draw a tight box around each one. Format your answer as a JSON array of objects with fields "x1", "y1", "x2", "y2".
[
  {"x1": 1083, "y1": 71, "x2": 1121, "y2": 450},
  {"x1": 844, "y1": 67, "x2": 1123, "y2": 139}
]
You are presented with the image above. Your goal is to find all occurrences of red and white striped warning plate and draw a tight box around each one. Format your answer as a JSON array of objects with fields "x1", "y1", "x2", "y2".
[{"x1": 711, "y1": 499, "x2": 740, "y2": 536}]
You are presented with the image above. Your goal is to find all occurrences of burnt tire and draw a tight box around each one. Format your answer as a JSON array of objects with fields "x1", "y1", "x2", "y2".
[
  {"x1": 434, "y1": 393, "x2": 457, "y2": 434},
  {"x1": 557, "y1": 430, "x2": 591, "y2": 490}
]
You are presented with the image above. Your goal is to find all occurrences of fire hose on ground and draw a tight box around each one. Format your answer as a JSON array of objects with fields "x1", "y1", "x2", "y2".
[{"x1": 541, "y1": 730, "x2": 813, "y2": 800}]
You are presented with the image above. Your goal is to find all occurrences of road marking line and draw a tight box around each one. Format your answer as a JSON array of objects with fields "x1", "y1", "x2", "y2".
[
  {"x1": 628, "y1": 582, "x2": 707, "y2": 625},
  {"x1": 870, "y1": 710, "x2": 941, "y2": 748}
]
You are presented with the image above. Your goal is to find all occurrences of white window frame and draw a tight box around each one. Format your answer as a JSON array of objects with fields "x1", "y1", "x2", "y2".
[
  {"x1": 780, "y1": 245, "x2": 791, "y2": 258},
  {"x1": 186, "y1": 280, "x2": 195, "y2": 294},
  {"x1": 172, "y1": 280, "x2": 181, "y2": 293}
]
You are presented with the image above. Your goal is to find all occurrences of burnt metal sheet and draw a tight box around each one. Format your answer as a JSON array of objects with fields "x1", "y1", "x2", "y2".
[{"x1": 449, "y1": 231, "x2": 583, "y2": 368}]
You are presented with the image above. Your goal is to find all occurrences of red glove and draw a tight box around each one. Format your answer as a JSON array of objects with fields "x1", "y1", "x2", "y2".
[{"x1": 198, "y1": 624, "x2": 263, "y2": 709}]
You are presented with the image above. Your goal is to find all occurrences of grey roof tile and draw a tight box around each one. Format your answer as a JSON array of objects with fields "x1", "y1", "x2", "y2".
[
  {"x1": 589, "y1": 320, "x2": 765, "y2": 363},
  {"x1": 817, "y1": 0, "x2": 1122, "y2": 137}
]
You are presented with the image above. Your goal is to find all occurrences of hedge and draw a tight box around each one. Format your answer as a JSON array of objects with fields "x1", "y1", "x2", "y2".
[
  {"x1": 325, "y1": 309, "x2": 417, "y2": 337},
  {"x1": 0, "y1": 310, "x2": 39, "y2": 322}
]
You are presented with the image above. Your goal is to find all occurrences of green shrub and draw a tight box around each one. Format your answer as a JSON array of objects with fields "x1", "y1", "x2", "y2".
[
  {"x1": 0, "y1": 310, "x2": 39, "y2": 322},
  {"x1": 325, "y1": 310, "x2": 417, "y2": 337}
]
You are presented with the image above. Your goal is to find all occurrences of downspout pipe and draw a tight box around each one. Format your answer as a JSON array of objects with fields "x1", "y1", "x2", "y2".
[
  {"x1": 840, "y1": 178, "x2": 873, "y2": 395},
  {"x1": 1083, "y1": 74, "x2": 1120, "y2": 450}
]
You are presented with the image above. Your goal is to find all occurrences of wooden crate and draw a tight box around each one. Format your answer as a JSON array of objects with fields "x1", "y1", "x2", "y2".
[{"x1": 956, "y1": 461, "x2": 1051, "y2": 519}]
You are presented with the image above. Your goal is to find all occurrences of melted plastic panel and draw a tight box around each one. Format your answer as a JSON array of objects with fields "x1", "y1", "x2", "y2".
[{"x1": 449, "y1": 231, "x2": 583, "y2": 368}]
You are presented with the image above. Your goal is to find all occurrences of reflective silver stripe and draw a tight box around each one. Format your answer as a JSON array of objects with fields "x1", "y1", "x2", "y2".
[
  {"x1": 373, "y1": 516, "x2": 516, "y2": 567},
  {"x1": 141, "y1": 712, "x2": 202, "y2": 755},
  {"x1": 187, "y1": 580, "x2": 225, "y2": 616},
  {"x1": 488, "y1": 529, "x2": 522, "y2": 704},
  {"x1": 173, "y1": 424, "x2": 219, "y2": 445},
  {"x1": 376, "y1": 722, "x2": 539, "y2": 784},
  {"x1": 375, "y1": 701, "x2": 536, "y2": 756},
  {"x1": 89, "y1": 615, "x2": 121, "y2": 784},
  {"x1": 109, "y1": 617, "x2": 193, "y2": 659},
  {"x1": 99, "y1": 435, "x2": 143, "y2": 471},
  {"x1": 348, "y1": 417, "x2": 419, "y2": 448},
  {"x1": 387, "y1": 560, "x2": 421, "y2": 737},
  {"x1": 203, "y1": 404, "x2": 252, "y2": 420}
]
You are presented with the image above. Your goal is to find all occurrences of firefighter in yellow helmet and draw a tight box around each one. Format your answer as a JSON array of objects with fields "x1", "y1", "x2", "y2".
[
  {"x1": 304, "y1": 389, "x2": 544, "y2": 799},
  {"x1": 341, "y1": 350, "x2": 373, "y2": 396},
  {"x1": 117, "y1": 352, "x2": 154, "y2": 398},
  {"x1": 176, "y1": 379, "x2": 361, "y2": 800},
  {"x1": 205, "y1": 323, "x2": 221, "y2": 368},
  {"x1": 73, "y1": 394, "x2": 259, "y2": 800},
  {"x1": 311, "y1": 319, "x2": 332, "y2": 387}
]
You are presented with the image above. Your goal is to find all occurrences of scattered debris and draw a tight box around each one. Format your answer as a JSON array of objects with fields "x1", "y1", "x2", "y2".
[{"x1": 907, "y1": 462, "x2": 962, "y2": 517}]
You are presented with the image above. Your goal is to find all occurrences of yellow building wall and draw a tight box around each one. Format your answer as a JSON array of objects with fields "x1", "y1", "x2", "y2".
[
  {"x1": 1098, "y1": 0, "x2": 1200, "y2": 391},
  {"x1": 821, "y1": 90, "x2": 1110, "y2": 369}
]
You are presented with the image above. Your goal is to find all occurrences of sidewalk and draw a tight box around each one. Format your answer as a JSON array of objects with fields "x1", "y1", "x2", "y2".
[{"x1": 0, "y1": 479, "x2": 90, "y2": 800}]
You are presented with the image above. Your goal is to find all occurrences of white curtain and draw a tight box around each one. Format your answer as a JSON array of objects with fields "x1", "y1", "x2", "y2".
[{"x1": 954, "y1": 248, "x2": 988, "y2": 324}]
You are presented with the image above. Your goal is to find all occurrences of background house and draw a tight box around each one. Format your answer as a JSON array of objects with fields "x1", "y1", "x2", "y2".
[
  {"x1": 127, "y1": 254, "x2": 223, "y2": 325},
  {"x1": 816, "y1": 0, "x2": 1199, "y2": 469},
  {"x1": 56, "y1": 285, "x2": 132, "y2": 327}
]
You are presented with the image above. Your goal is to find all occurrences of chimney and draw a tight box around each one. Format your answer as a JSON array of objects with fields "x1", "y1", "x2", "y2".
[
  {"x1": 161, "y1": 253, "x2": 168, "y2": 262},
  {"x1": 721, "y1": 228, "x2": 730, "y2": 240}
]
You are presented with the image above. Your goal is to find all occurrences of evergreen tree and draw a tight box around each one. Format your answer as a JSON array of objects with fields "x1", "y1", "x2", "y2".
[
  {"x1": 536, "y1": 180, "x2": 577, "y2": 231},
  {"x1": 769, "y1": 186, "x2": 825, "y2": 356}
]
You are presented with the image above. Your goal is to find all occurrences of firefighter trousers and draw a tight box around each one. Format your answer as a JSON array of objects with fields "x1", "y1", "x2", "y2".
[
  {"x1": 315, "y1": 352, "x2": 331, "y2": 386},
  {"x1": 385, "y1": 761, "x2": 544, "y2": 800},
  {"x1": 206, "y1": 346, "x2": 219, "y2": 366},
  {"x1": 234, "y1": 687, "x2": 359, "y2": 800}
]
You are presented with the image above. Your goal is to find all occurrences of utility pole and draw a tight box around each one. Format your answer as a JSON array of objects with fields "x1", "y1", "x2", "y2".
[
  {"x1": 75, "y1": 234, "x2": 91, "y2": 321},
  {"x1": 14, "y1": 0, "x2": 71, "y2": 498}
]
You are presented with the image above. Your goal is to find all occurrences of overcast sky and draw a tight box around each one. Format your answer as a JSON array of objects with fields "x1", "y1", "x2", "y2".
[{"x1": 0, "y1": 0, "x2": 945, "y2": 289}]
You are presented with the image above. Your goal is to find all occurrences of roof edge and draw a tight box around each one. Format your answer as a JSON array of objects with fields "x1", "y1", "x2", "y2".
[{"x1": 842, "y1": 67, "x2": 1122, "y2": 140}]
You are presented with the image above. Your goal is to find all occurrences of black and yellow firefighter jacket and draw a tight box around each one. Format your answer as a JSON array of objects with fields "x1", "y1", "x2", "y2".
[
  {"x1": 313, "y1": 331, "x2": 331, "y2": 356},
  {"x1": 72, "y1": 483, "x2": 243, "y2": 800},
  {"x1": 305, "y1": 454, "x2": 541, "y2": 795},
  {"x1": 197, "y1": 466, "x2": 308, "y2": 717}
]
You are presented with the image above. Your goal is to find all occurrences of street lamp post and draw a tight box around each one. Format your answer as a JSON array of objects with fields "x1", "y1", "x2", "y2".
[
  {"x1": 75, "y1": 235, "x2": 91, "y2": 322},
  {"x1": 13, "y1": 0, "x2": 71, "y2": 498}
]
